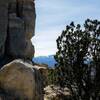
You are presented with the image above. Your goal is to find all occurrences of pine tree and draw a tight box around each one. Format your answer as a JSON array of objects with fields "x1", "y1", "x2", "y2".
[{"x1": 54, "y1": 19, "x2": 100, "y2": 100}]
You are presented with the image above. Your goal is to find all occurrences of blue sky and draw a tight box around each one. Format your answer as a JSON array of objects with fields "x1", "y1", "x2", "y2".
[{"x1": 31, "y1": 0, "x2": 100, "y2": 57}]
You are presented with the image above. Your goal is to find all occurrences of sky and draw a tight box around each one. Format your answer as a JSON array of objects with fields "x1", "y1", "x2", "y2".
[{"x1": 31, "y1": 0, "x2": 100, "y2": 57}]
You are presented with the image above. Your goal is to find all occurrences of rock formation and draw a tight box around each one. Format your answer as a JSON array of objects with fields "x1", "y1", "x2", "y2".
[
  {"x1": 0, "y1": 0, "x2": 36, "y2": 63},
  {"x1": 0, "y1": 59, "x2": 43, "y2": 100},
  {"x1": 0, "y1": 0, "x2": 44, "y2": 99}
]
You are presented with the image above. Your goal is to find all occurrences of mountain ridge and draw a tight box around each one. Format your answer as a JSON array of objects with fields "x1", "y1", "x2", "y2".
[{"x1": 32, "y1": 55, "x2": 56, "y2": 67}]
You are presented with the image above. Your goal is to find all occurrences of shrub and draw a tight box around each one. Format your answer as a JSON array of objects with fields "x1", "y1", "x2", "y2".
[{"x1": 54, "y1": 19, "x2": 100, "y2": 100}]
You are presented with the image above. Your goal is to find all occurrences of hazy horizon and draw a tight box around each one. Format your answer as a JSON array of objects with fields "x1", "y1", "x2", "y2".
[{"x1": 31, "y1": 0, "x2": 100, "y2": 57}]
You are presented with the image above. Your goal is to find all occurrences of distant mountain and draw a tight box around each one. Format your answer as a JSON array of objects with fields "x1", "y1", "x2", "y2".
[
  {"x1": 32, "y1": 55, "x2": 56, "y2": 67},
  {"x1": 32, "y1": 55, "x2": 93, "y2": 68}
]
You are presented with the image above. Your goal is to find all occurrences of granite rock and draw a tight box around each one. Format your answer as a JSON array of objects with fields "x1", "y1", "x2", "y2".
[
  {"x1": 0, "y1": 59, "x2": 43, "y2": 100},
  {"x1": 0, "y1": 0, "x2": 36, "y2": 60}
]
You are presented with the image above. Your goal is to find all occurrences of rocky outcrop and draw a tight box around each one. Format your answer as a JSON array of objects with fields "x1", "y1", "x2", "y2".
[
  {"x1": 0, "y1": 0, "x2": 44, "y2": 99},
  {"x1": 0, "y1": 0, "x2": 36, "y2": 61},
  {"x1": 0, "y1": 59, "x2": 43, "y2": 100}
]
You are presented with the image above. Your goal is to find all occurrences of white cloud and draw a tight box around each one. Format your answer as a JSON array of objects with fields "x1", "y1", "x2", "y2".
[{"x1": 32, "y1": 0, "x2": 100, "y2": 56}]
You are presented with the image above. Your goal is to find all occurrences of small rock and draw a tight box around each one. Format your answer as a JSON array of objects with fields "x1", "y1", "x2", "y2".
[{"x1": 44, "y1": 85, "x2": 72, "y2": 100}]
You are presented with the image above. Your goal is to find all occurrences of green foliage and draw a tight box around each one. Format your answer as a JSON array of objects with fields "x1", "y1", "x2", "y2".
[
  {"x1": 54, "y1": 19, "x2": 100, "y2": 100},
  {"x1": 47, "y1": 68, "x2": 57, "y2": 85}
]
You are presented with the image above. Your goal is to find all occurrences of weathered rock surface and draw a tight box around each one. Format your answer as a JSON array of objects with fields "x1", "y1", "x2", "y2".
[
  {"x1": 0, "y1": 2, "x2": 8, "y2": 59},
  {"x1": 33, "y1": 63, "x2": 49, "y2": 86},
  {"x1": 44, "y1": 85, "x2": 71, "y2": 100},
  {"x1": 0, "y1": 0, "x2": 36, "y2": 60},
  {"x1": 0, "y1": 59, "x2": 43, "y2": 100},
  {"x1": 0, "y1": 0, "x2": 44, "y2": 99}
]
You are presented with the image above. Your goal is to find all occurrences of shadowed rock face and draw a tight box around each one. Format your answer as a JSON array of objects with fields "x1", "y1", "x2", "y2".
[{"x1": 0, "y1": 0, "x2": 36, "y2": 63}]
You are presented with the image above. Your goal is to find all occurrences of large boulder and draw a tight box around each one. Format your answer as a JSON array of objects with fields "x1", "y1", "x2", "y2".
[
  {"x1": 0, "y1": 59, "x2": 43, "y2": 100},
  {"x1": 0, "y1": 0, "x2": 36, "y2": 60},
  {"x1": 7, "y1": 0, "x2": 36, "y2": 59},
  {"x1": 7, "y1": 13, "x2": 35, "y2": 59}
]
